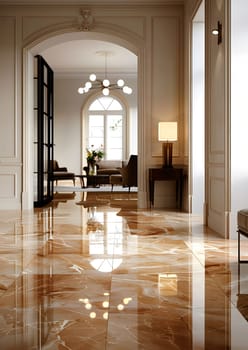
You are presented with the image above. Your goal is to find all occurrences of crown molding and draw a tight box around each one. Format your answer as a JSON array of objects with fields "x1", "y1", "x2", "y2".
[
  {"x1": 0, "y1": 0, "x2": 184, "y2": 5},
  {"x1": 54, "y1": 70, "x2": 137, "y2": 79}
]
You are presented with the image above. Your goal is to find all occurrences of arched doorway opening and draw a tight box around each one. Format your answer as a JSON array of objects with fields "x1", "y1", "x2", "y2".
[{"x1": 23, "y1": 30, "x2": 142, "y2": 209}]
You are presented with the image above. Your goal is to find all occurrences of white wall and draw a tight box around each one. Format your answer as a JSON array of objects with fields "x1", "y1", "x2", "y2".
[{"x1": 54, "y1": 78, "x2": 82, "y2": 174}]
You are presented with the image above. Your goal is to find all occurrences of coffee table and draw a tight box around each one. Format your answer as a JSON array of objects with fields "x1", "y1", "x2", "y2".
[{"x1": 76, "y1": 174, "x2": 109, "y2": 188}]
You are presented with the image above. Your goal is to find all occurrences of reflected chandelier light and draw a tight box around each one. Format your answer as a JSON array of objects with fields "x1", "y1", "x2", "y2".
[{"x1": 78, "y1": 51, "x2": 132, "y2": 96}]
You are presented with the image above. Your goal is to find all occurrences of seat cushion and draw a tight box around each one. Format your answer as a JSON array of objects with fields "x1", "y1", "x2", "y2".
[
  {"x1": 98, "y1": 168, "x2": 120, "y2": 175},
  {"x1": 98, "y1": 160, "x2": 122, "y2": 169},
  {"x1": 237, "y1": 209, "x2": 248, "y2": 235}
]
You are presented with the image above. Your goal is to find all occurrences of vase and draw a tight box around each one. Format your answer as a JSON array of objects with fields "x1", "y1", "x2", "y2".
[{"x1": 88, "y1": 162, "x2": 97, "y2": 176}]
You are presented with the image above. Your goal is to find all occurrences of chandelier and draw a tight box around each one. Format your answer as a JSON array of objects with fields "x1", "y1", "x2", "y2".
[{"x1": 78, "y1": 51, "x2": 133, "y2": 96}]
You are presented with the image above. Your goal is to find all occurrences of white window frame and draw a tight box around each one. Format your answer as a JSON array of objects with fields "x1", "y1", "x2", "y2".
[{"x1": 82, "y1": 92, "x2": 128, "y2": 165}]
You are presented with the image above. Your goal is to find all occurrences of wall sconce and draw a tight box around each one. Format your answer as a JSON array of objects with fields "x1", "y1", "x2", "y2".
[
  {"x1": 158, "y1": 122, "x2": 178, "y2": 168},
  {"x1": 212, "y1": 21, "x2": 222, "y2": 45}
]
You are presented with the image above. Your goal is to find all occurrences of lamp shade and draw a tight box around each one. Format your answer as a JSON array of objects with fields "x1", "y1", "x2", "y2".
[{"x1": 158, "y1": 122, "x2": 178, "y2": 141}]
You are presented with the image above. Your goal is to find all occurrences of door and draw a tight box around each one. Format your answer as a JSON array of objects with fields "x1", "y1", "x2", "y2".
[{"x1": 33, "y1": 55, "x2": 54, "y2": 207}]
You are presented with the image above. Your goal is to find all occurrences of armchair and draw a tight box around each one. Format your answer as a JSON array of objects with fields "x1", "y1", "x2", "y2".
[
  {"x1": 50, "y1": 160, "x2": 75, "y2": 186},
  {"x1": 110, "y1": 155, "x2": 138, "y2": 191}
]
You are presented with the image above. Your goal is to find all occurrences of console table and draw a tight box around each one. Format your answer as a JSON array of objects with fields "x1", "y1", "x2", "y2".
[{"x1": 149, "y1": 167, "x2": 184, "y2": 209}]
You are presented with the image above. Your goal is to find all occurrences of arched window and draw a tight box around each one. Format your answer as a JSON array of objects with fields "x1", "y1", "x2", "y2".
[{"x1": 86, "y1": 95, "x2": 126, "y2": 160}]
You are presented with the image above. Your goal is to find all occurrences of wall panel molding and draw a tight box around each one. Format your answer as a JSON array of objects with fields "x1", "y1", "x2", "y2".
[
  {"x1": 0, "y1": 16, "x2": 17, "y2": 161},
  {"x1": 151, "y1": 15, "x2": 182, "y2": 158},
  {"x1": 0, "y1": 167, "x2": 21, "y2": 209}
]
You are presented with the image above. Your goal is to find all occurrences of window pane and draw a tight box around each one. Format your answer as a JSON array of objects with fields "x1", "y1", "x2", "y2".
[
  {"x1": 108, "y1": 99, "x2": 122, "y2": 110},
  {"x1": 33, "y1": 110, "x2": 38, "y2": 142},
  {"x1": 89, "y1": 100, "x2": 104, "y2": 111},
  {"x1": 43, "y1": 65, "x2": 48, "y2": 84},
  {"x1": 98, "y1": 97, "x2": 113, "y2": 110},
  {"x1": 108, "y1": 137, "x2": 122, "y2": 148},
  {"x1": 107, "y1": 149, "x2": 122, "y2": 160},
  {"x1": 106, "y1": 115, "x2": 123, "y2": 160},
  {"x1": 88, "y1": 138, "x2": 104, "y2": 149},
  {"x1": 89, "y1": 115, "x2": 104, "y2": 146},
  {"x1": 108, "y1": 115, "x2": 122, "y2": 137},
  {"x1": 89, "y1": 115, "x2": 104, "y2": 127},
  {"x1": 43, "y1": 86, "x2": 48, "y2": 114},
  {"x1": 89, "y1": 128, "x2": 103, "y2": 138},
  {"x1": 109, "y1": 125, "x2": 122, "y2": 138},
  {"x1": 107, "y1": 116, "x2": 123, "y2": 141}
]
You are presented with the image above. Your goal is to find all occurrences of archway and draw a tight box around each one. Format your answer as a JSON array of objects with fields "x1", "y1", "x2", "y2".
[{"x1": 23, "y1": 29, "x2": 143, "y2": 209}]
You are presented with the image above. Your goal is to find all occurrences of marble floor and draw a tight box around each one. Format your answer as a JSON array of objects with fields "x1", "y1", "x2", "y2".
[{"x1": 0, "y1": 190, "x2": 248, "y2": 350}]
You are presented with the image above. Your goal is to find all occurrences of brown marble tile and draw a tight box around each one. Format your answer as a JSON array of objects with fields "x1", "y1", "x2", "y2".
[{"x1": 0, "y1": 191, "x2": 248, "y2": 349}]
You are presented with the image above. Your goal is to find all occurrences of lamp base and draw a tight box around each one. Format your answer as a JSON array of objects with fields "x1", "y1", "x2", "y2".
[{"x1": 162, "y1": 142, "x2": 173, "y2": 168}]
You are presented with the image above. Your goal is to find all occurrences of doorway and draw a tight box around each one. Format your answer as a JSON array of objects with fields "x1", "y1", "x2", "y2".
[{"x1": 23, "y1": 31, "x2": 139, "y2": 209}]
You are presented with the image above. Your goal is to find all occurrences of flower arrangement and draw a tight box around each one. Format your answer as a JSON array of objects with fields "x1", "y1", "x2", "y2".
[{"x1": 86, "y1": 145, "x2": 104, "y2": 164}]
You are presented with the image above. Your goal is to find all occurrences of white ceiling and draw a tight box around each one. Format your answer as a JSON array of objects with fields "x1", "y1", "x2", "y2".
[{"x1": 41, "y1": 40, "x2": 137, "y2": 75}]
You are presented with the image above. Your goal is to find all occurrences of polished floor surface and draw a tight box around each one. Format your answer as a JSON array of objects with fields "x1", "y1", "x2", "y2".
[{"x1": 0, "y1": 189, "x2": 248, "y2": 349}]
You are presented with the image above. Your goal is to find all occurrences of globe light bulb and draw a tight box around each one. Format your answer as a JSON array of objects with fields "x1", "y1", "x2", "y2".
[
  {"x1": 123, "y1": 86, "x2": 129, "y2": 94},
  {"x1": 102, "y1": 87, "x2": 109, "y2": 96},
  {"x1": 78, "y1": 87, "x2": 84, "y2": 94},
  {"x1": 103, "y1": 79, "x2": 110, "y2": 87},
  {"x1": 123, "y1": 86, "x2": 132, "y2": 95},
  {"x1": 85, "y1": 81, "x2": 92, "y2": 89},
  {"x1": 89, "y1": 74, "x2": 96, "y2": 81},
  {"x1": 117, "y1": 79, "x2": 124, "y2": 87}
]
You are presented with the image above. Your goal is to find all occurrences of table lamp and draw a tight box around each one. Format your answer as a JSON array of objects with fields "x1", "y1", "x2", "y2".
[{"x1": 158, "y1": 122, "x2": 178, "y2": 168}]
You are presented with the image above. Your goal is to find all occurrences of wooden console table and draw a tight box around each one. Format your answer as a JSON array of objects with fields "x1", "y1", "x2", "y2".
[{"x1": 149, "y1": 167, "x2": 184, "y2": 209}]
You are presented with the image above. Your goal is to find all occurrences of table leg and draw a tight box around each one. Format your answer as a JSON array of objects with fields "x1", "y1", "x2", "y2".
[
  {"x1": 149, "y1": 180, "x2": 154, "y2": 207},
  {"x1": 79, "y1": 176, "x2": 86, "y2": 188}
]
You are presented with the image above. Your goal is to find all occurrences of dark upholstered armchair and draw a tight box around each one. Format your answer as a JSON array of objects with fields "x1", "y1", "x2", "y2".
[
  {"x1": 120, "y1": 155, "x2": 138, "y2": 190},
  {"x1": 50, "y1": 160, "x2": 75, "y2": 186},
  {"x1": 110, "y1": 155, "x2": 137, "y2": 191}
]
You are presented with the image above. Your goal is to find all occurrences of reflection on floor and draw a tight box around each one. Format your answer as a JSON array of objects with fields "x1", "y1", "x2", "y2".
[{"x1": 0, "y1": 190, "x2": 248, "y2": 349}]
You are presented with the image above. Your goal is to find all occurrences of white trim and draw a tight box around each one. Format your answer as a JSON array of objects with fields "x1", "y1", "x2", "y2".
[{"x1": 22, "y1": 49, "x2": 34, "y2": 210}]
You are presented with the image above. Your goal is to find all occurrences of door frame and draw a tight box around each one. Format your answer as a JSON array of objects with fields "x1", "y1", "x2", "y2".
[{"x1": 22, "y1": 29, "x2": 145, "y2": 209}]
